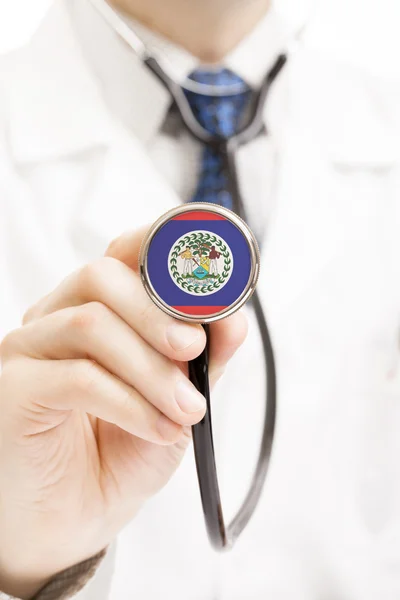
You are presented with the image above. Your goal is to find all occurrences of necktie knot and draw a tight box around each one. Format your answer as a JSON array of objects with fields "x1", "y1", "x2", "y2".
[{"x1": 183, "y1": 68, "x2": 251, "y2": 138}]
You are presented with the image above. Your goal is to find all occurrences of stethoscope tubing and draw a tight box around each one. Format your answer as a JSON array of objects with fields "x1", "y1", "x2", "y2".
[
  {"x1": 143, "y1": 54, "x2": 285, "y2": 550},
  {"x1": 83, "y1": 0, "x2": 314, "y2": 553},
  {"x1": 144, "y1": 54, "x2": 287, "y2": 147}
]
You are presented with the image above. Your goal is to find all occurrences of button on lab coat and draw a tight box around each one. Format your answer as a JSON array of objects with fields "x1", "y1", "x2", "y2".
[{"x1": 0, "y1": 2, "x2": 400, "y2": 599}]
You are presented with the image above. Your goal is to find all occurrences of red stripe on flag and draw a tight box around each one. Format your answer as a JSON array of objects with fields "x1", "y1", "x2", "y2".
[
  {"x1": 172, "y1": 211, "x2": 226, "y2": 221},
  {"x1": 173, "y1": 306, "x2": 227, "y2": 315}
]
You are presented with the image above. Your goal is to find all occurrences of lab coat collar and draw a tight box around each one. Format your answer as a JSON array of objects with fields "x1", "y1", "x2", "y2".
[
  {"x1": 4, "y1": 0, "x2": 297, "y2": 164},
  {"x1": 68, "y1": 0, "x2": 291, "y2": 142},
  {"x1": 67, "y1": 0, "x2": 174, "y2": 146},
  {"x1": 121, "y1": 3, "x2": 291, "y2": 89},
  {"x1": 4, "y1": 0, "x2": 399, "y2": 167}
]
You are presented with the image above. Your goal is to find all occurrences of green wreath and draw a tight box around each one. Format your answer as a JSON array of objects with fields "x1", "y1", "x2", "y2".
[{"x1": 169, "y1": 232, "x2": 232, "y2": 294}]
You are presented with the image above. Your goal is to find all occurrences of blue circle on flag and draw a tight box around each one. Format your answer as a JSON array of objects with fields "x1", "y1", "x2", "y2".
[{"x1": 142, "y1": 206, "x2": 258, "y2": 321}]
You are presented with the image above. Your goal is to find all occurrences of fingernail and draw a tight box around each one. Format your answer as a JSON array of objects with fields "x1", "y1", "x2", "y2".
[
  {"x1": 157, "y1": 414, "x2": 182, "y2": 442},
  {"x1": 175, "y1": 379, "x2": 206, "y2": 414},
  {"x1": 166, "y1": 323, "x2": 200, "y2": 351}
]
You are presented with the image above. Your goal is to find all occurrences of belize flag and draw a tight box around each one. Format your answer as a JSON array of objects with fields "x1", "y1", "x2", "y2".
[{"x1": 146, "y1": 208, "x2": 254, "y2": 318}]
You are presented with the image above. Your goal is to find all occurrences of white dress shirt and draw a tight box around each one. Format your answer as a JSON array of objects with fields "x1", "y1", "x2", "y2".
[
  {"x1": 0, "y1": 1, "x2": 400, "y2": 599},
  {"x1": 68, "y1": 0, "x2": 302, "y2": 242}
]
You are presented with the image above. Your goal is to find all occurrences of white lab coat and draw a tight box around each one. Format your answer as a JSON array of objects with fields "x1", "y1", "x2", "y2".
[{"x1": 1, "y1": 2, "x2": 400, "y2": 599}]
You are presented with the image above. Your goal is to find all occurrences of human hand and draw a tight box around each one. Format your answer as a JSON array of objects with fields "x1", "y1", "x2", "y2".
[{"x1": 0, "y1": 227, "x2": 247, "y2": 598}]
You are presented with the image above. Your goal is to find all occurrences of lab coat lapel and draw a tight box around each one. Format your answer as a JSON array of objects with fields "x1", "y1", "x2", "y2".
[
  {"x1": 6, "y1": 1, "x2": 398, "y2": 310},
  {"x1": 258, "y1": 131, "x2": 348, "y2": 323},
  {"x1": 71, "y1": 135, "x2": 181, "y2": 260},
  {"x1": 4, "y1": 0, "x2": 182, "y2": 261},
  {"x1": 258, "y1": 48, "x2": 399, "y2": 324},
  {"x1": 6, "y1": 1, "x2": 115, "y2": 164}
]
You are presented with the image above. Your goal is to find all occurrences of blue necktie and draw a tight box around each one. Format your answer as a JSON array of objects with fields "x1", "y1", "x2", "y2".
[{"x1": 183, "y1": 69, "x2": 251, "y2": 209}]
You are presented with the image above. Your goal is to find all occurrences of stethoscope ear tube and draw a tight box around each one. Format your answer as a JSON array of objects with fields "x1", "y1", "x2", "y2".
[
  {"x1": 87, "y1": 0, "x2": 308, "y2": 553},
  {"x1": 144, "y1": 54, "x2": 288, "y2": 149}
]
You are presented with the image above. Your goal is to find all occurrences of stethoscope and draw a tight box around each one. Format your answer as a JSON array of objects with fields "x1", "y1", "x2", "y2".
[{"x1": 88, "y1": 0, "x2": 308, "y2": 551}]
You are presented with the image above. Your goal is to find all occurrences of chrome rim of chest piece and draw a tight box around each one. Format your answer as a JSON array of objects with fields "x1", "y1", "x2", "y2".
[{"x1": 139, "y1": 203, "x2": 260, "y2": 324}]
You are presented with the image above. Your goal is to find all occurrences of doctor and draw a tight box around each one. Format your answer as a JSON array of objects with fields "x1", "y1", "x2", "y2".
[{"x1": 0, "y1": 0, "x2": 399, "y2": 599}]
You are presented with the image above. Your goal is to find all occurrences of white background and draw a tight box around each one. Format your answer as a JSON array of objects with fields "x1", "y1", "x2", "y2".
[{"x1": 0, "y1": 0, "x2": 399, "y2": 78}]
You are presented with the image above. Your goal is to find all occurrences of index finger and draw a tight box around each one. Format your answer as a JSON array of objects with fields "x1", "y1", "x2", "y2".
[
  {"x1": 107, "y1": 227, "x2": 249, "y2": 384},
  {"x1": 105, "y1": 226, "x2": 150, "y2": 271}
]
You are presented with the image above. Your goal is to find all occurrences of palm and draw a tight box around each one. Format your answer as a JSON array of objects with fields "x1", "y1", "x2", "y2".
[
  {"x1": 94, "y1": 418, "x2": 191, "y2": 506},
  {"x1": 30, "y1": 409, "x2": 192, "y2": 563}
]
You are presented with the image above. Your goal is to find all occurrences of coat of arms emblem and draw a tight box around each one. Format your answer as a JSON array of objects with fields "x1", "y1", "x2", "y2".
[{"x1": 168, "y1": 230, "x2": 233, "y2": 296}]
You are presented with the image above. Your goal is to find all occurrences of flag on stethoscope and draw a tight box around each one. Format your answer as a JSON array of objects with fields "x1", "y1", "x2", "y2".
[{"x1": 145, "y1": 207, "x2": 254, "y2": 319}]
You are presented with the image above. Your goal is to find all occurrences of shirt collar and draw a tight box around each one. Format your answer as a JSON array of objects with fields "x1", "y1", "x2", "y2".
[
  {"x1": 4, "y1": 0, "x2": 313, "y2": 163},
  {"x1": 69, "y1": 0, "x2": 300, "y2": 144}
]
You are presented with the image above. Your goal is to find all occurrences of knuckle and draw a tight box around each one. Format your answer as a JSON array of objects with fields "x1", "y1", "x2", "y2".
[
  {"x1": 118, "y1": 386, "x2": 140, "y2": 418},
  {"x1": 71, "y1": 359, "x2": 102, "y2": 395},
  {"x1": 78, "y1": 261, "x2": 100, "y2": 291},
  {"x1": 78, "y1": 257, "x2": 116, "y2": 294},
  {"x1": 22, "y1": 306, "x2": 35, "y2": 325},
  {"x1": 0, "y1": 357, "x2": 26, "y2": 409},
  {"x1": 22, "y1": 288, "x2": 56, "y2": 325},
  {"x1": 68, "y1": 301, "x2": 109, "y2": 334},
  {"x1": 22, "y1": 297, "x2": 46, "y2": 325},
  {"x1": 139, "y1": 301, "x2": 159, "y2": 329},
  {"x1": 99, "y1": 255, "x2": 121, "y2": 271},
  {"x1": 105, "y1": 236, "x2": 120, "y2": 257},
  {"x1": 105, "y1": 230, "x2": 136, "y2": 261},
  {"x1": 0, "y1": 328, "x2": 21, "y2": 360}
]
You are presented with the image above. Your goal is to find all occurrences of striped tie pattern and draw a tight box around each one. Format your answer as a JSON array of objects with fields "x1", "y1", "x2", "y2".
[{"x1": 183, "y1": 69, "x2": 251, "y2": 209}]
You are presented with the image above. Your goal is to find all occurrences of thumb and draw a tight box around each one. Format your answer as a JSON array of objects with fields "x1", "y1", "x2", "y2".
[
  {"x1": 105, "y1": 225, "x2": 150, "y2": 271},
  {"x1": 209, "y1": 310, "x2": 249, "y2": 387}
]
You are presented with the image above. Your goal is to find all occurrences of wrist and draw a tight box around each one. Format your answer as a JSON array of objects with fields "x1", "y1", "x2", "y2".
[
  {"x1": 0, "y1": 543, "x2": 67, "y2": 599},
  {"x1": 0, "y1": 547, "x2": 108, "y2": 600},
  {"x1": 0, "y1": 530, "x2": 110, "y2": 600},
  {"x1": 0, "y1": 567, "x2": 51, "y2": 600}
]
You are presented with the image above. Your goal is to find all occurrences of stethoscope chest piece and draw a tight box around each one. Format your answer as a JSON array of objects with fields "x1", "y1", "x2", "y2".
[
  {"x1": 139, "y1": 203, "x2": 260, "y2": 324},
  {"x1": 140, "y1": 203, "x2": 263, "y2": 550}
]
